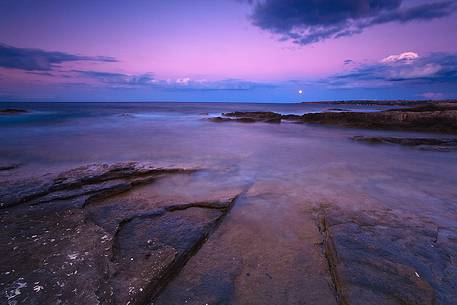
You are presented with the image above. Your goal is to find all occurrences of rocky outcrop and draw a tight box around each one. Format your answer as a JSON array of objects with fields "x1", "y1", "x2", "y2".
[
  {"x1": 300, "y1": 108, "x2": 457, "y2": 133},
  {"x1": 0, "y1": 162, "x2": 243, "y2": 305},
  {"x1": 209, "y1": 104, "x2": 457, "y2": 133},
  {"x1": 352, "y1": 136, "x2": 457, "y2": 151},
  {"x1": 315, "y1": 206, "x2": 457, "y2": 305}
]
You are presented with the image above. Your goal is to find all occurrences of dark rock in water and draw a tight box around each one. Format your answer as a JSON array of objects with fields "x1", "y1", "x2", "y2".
[
  {"x1": 300, "y1": 108, "x2": 457, "y2": 133},
  {"x1": 0, "y1": 161, "x2": 242, "y2": 305},
  {"x1": 0, "y1": 163, "x2": 21, "y2": 171},
  {"x1": 219, "y1": 112, "x2": 282, "y2": 123},
  {"x1": 315, "y1": 207, "x2": 457, "y2": 305},
  {"x1": 0, "y1": 108, "x2": 27, "y2": 114},
  {"x1": 209, "y1": 116, "x2": 257, "y2": 123},
  {"x1": 209, "y1": 105, "x2": 457, "y2": 133},
  {"x1": 352, "y1": 136, "x2": 457, "y2": 151}
]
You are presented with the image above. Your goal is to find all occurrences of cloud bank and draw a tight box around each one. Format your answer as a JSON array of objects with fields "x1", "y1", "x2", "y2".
[
  {"x1": 245, "y1": 0, "x2": 457, "y2": 44},
  {"x1": 0, "y1": 43, "x2": 117, "y2": 71},
  {"x1": 327, "y1": 51, "x2": 457, "y2": 88}
]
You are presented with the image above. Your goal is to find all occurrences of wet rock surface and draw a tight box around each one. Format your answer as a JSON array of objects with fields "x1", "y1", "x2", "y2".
[
  {"x1": 315, "y1": 206, "x2": 457, "y2": 305},
  {"x1": 154, "y1": 184, "x2": 339, "y2": 305},
  {"x1": 352, "y1": 136, "x2": 457, "y2": 151},
  {"x1": 1, "y1": 161, "x2": 457, "y2": 305},
  {"x1": 0, "y1": 161, "x2": 242, "y2": 305}
]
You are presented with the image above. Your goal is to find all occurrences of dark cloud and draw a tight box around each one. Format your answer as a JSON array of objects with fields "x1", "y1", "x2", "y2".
[
  {"x1": 326, "y1": 52, "x2": 457, "y2": 88},
  {"x1": 0, "y1": 43, "x2": 117, "y2": 71},
  {"x1": 245, "y1": 0, "x2": 457, "y2": 44}
]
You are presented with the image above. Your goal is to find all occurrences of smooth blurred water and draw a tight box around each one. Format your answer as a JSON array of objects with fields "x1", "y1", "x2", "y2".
[{"x1": 1, "y1": 102, "x2": 457, "y2": 225}]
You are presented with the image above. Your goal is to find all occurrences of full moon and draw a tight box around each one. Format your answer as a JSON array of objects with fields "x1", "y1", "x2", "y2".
[{"x1": 298, "y1": 89, "x2": 303, "y2": 94}]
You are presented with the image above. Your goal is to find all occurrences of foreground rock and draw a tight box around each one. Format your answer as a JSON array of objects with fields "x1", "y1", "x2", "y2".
[
  {"x1": 209, "y1": 104, "x2": 457, "y2": 133},
  {"x1": 154, "y1": 184, "x2": 339, "y2": 305},
  {"x1": 352, "y1": 136, "x2": 457, "y2": 151},
  {"x1": 0, "y1": 162, "x2": 242, "y2": 305},
  {"x1": 315, "y1": 206, "x2": 457, "y2": 305}
]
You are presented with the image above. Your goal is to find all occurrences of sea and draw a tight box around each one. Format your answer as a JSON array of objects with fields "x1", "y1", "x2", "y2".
[{"x1": 1, "y1": 101, "x2": 457, "y2": 225}]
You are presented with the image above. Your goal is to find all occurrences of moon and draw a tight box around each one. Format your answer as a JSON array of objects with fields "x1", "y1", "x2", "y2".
[{"x1": 298, "y1": 89, "x2": 303, "y2": 94}]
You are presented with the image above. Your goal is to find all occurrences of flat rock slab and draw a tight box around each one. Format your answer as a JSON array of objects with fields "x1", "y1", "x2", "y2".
[
  {"x1": 0, "y1": 161, "x2": 241, "y2": 305},
  {"x1": 154, "y1": 187, "x2": 338, "y2": 305},
  {"x1": 316, "y1": 206, "x2": 457, "y2": 305},
  {"x1": 0, "y1": 161, "x2": 198, "y2": 209}
]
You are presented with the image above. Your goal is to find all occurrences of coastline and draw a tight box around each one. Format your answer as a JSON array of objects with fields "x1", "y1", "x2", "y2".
[{"x1": 1, "y1": 101, "x2": 457, "y2": 305}]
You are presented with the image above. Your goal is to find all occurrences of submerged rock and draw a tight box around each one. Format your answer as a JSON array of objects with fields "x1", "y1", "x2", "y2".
[
  {"x1": 352, "y1": 136, "x2": 457, "y2": 151},
  {"x1": 0, "y1": 163, "x2": 21, "y2": 171}
]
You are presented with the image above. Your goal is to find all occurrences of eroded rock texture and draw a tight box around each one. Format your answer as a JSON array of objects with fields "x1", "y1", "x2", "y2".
[
  {"x1": 0, "y1": 162, "x2": 241, "y2": 305},
  {"x1": 315, "y1": 206, "x2": 457, "y2": 305},
  {"x1": 209, "y1": 104, "x2": 457, "y2": 133},
  {"x1": 301, "y1": 108, "x2": 457, "y2": 133}
]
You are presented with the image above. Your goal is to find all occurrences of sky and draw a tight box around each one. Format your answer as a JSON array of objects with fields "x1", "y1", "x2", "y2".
[{"x1": 0, "y1": 0, "x2": 456, "y2": 102}]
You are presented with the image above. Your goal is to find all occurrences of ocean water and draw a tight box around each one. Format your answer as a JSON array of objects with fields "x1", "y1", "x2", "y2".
[
  {"x1": 1, "y1": 101, "x2": 457, "y2": 215},
  {"x1": 0, "y1": 102, "x2": 455, "y2": 206}
]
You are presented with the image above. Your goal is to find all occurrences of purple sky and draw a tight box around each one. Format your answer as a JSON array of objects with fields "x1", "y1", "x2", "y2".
[{"x1": 0, "y1": 0, "x2": 456, "y2": 102}]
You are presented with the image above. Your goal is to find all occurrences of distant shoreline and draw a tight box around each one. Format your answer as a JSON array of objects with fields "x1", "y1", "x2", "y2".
[
  {"x1": 1, "y1": 99, "x2": 457, "y2": 105},
  {"x1": 304, "y1": 99, "x2": 457, "y2": 106}
]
